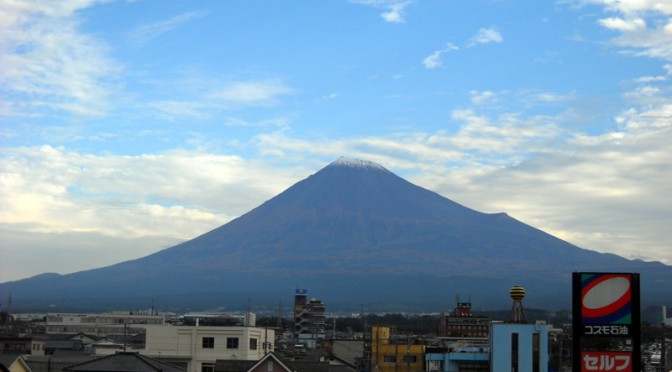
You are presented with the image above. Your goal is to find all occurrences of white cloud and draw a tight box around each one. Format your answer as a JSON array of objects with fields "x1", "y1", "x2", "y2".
[
  {"x1": 350, "y1": 0, "x2": 413, "y2": 23},
  {"x1": 0, "y1": 147, "x2": 296, "y2": 235},
  {"x1": 208, "y1": 80, "x2": 294, "y2": 104},
  {"x1": 584, "y1": 0, "x2": 672, "y2": 15},
  {"x1": 598, "y1": 17, "x2": 646, "y2": 31},
  {"x1": 665, "y1": 63, "x2": 672, "y2": 75},
  {"x1": 381, "y1": 2, "x2": 409, "y2": 23},
  {"x1": 422, "y1": 43, "x2": 459, "y2": 69},
  {"x1": 148, "y1": 78, "x2": 295, "y2": 120},
  {"x1": 129, "y1": 11, "x2": 205, "y2": 46},
  {"x1": 315, "y1": 93, "x2": 340, "y2": 103},
  {"x1": 424, "y1": 28, "x2": 501, "y2": 70},
  {"x1": 470, "y1": 90, "x2": 497, "y2": 105},
  {"x1": 633, "y1": 75, "x2": 666, "y2": 83},
  {"x1": 0, "y1": 0, "x2": 120, "y2": 117},
  {"x1": 415, "y1": 110, "x2": 671, "y2": 267},
  {"x1": 583, "y1": 0, "x2": 672, "y2": 60},
  {"x1": 422, "y1": 50, "x2": 444, "y2": 69},
  {"x1": 622, "y1": 85, "x2": 667, "y2": 105},
  {"x1": 467, "y1": 27, "x2": 503, "y2": 46}
]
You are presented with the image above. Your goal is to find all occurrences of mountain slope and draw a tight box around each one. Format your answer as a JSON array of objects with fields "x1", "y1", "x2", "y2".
[{"x1": 2, "y1": 157, "x2": 670, "y2": 311}]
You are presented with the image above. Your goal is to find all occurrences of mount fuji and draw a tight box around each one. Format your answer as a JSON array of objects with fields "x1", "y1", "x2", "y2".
[{"x1": 2, "y1": 157, "x2": 670, "y2": 312}]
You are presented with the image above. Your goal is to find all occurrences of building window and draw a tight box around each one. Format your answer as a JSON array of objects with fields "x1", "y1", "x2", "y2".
[
  {"x1": 202, "y1": 363, "x2": 215, "y2": 372},
  {"x1": 383, "y1": 355, "x2": 396, "y2": 363},
  {"x1": 250, "y1": 338, "x2": 258, "y2": 350},
  {"x1": 202, "y1": 337, "x2": 214, "y2": 349},
  {"x1": 267, "y1": 361, "x2": 273, "y2": 372},
  {"x1": 511, "y1": 333, "x2": 519, "y2": 372},
  {"x1": 403, "y1": 355, "x2": 417, "y2": 363},
  {"x1": 533, "y1": 333, "x2": 540, "y2": 372},
  {"x1": 227, "y1": 337, "x2": 239, "y2": 349}
]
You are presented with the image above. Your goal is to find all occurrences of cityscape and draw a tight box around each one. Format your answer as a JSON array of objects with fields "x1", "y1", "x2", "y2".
[{"x1": 1, "y1": 283, "x2": 671, "y2": 372}]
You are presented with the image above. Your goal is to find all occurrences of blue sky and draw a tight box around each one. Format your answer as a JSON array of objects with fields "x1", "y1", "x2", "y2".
[{"x1": 1, "y1": 0, "x2": 671, "y2": 282}]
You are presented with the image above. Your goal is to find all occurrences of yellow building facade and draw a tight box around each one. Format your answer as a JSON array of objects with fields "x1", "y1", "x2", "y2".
[{"x1": 371, "y1": 326, "x2": 425, "y2": 372}]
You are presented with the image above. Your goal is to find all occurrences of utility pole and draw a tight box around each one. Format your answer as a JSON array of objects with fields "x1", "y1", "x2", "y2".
[
  {"x1": 6, "y1": 295, "x2": 12, "y2": 330},
  {"x1": 406, "y1": 333, "x2": 410, "y2": 372},
  {"x1": 246, "y1": 298, "x2": 251, "y2": 326},
  {"x1": 123, "y1": 323, "x2": 128, "y2": 352},
  {"x1": 662, "y1": 322, "x2": 667, "y2": 372},
  {"x1": 277, "y1": 301, "x2": 283, "y2": 330},
  {"x1": 394, "y1": 327, "x2": 398, "y2": 372}
]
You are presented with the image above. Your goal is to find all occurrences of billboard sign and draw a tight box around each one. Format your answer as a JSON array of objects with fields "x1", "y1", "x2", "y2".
[
  {"x1": 572, "y1": 272, "x2": 640, "y2": 372},
  {"x1": 579, "y1": 273, "x2": 635, "y2": 336}
]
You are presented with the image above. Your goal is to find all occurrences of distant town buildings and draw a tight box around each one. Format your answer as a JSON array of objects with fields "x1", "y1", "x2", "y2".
[
  {"x1": 436, "y1": 300, "x2": 490, "y2": 339},
  {"x1": 45, "y1": 312, "x2": 164, "y2": 336}
]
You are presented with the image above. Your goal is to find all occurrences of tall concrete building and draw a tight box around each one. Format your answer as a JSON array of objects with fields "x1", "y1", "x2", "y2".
[{"x1": 292, "y1": 289, "x2": 326, "y2": 347}]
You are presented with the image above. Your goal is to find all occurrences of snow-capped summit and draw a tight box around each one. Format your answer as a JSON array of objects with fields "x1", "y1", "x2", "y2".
[{"x1": 330, "y1": 156, "x2": 388, "y2": 171}]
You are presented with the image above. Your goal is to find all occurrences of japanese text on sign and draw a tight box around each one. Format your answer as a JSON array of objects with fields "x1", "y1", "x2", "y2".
[
  {"x1": 582, "y1": 352, "x2": 631, "y2": 372},
  {"x1": 583, "y1": 325, "x2": 630, "y2": 336}
]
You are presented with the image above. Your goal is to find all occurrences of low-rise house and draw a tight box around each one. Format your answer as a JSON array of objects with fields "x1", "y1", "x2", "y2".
[
  {"x1": 84, "y1": 338, "x2": 128, "y2": 355},
  {"x1": 23, "y1": 356, "x2": 95, "y2": 372},
  {"x1": 29, "y1": 336, "x2": 46, "y2": 357},
  {"x1": 63, "y1": 352, "x2": 185, "y2": 372},
  {"x1": 0, "y1": 355, "x2": 32, "y2": 372},
  {"x1": 44, "y1": 339, "x2": 83, "y2": 356},
  {"x1": 216, "y1": 352, "x2": 348, "y2": 372}
]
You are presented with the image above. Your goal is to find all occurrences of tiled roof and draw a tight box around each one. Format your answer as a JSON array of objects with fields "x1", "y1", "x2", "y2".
[
  {"x1": 0, "y1": 355, "x2": 21, "y2": 372},
  {"x1": 45, "y1": 340, "x2": 83, "y2": 350},
  {"x1": 215, "y1": 353, "x2": 333, "y2": 372},
  {"x1": 63, "y1": 352, "x2": 185, "y2": 372},
  {"x1": 215, "y1": 360, "x2": 256, "y2": 372}
]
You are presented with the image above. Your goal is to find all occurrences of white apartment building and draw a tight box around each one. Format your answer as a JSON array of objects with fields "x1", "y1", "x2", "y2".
[{"x1": 142, "y1": 325, "x2": 275, "y2": 372}]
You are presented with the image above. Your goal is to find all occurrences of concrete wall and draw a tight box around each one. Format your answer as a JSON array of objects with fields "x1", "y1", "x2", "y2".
[
  {"x1": 143, "y1": 325, "x2": 274, "y2": 372},
  {"x1": 490, "y1": 323, "x2": 549, "y2": 372}
]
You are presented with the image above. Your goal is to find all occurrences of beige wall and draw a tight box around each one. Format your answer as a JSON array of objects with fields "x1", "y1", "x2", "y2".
[{"x1": 143, "y1": 325, "x2": 275, "y2": 372}]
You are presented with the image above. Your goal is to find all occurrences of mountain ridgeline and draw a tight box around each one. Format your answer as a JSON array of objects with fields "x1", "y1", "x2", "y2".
[{"x1": 2, "y1": 157, "x2": 670, "y2": 312}]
